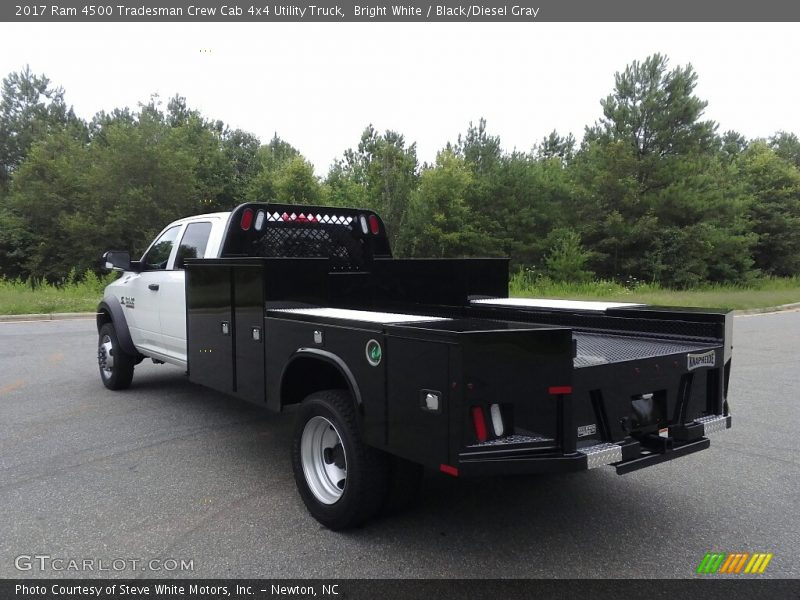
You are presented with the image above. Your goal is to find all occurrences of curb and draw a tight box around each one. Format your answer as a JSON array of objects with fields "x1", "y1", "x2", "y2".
[
  {"x1": 734, "y1": 302, "x2": 800, "y2": 316},
  {"x1": 0, "y1": 312, "x2": 97, "y2": 322}
]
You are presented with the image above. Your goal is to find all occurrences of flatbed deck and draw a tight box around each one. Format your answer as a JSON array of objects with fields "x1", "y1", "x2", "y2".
[{"x1": 269, "y1": 305, "x2": 721, "y2": 370}]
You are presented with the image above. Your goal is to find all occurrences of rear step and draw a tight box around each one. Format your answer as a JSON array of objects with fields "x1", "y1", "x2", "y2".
[{"x1": 579, "y1": 442, "x2": 623, "y2": 469}]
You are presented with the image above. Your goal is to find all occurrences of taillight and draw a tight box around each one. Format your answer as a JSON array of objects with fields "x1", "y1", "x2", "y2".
[
  {"x1": 471, "y1": 406, "x2": 488, "y2": 443},
  {"x1": 240, "y1": 208, "x2": 254, "y2": 230},
  {"x1": 368, "y1": 214, "x2": 380, "y2": 235}
]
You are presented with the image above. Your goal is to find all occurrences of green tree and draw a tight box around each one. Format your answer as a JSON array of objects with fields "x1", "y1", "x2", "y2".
[
  {"x1": 543, "y1": 228, "x2": 593, "y2": 282},
  {"x1": 535, "y1": 130, "x2": 576, "y2": 163},
  {"x1": 401, "y1": 149, "x2": 479, "y2": 257},
  {"x1": 0, "y1": 66, "x2": 83, "y2": 191},
  {"x1": 769, "y1": 131, "x2": 800, "y2": 168},
  {"x1": 738, "y1": 142, "x2": 800, "y2": 276},
  {"x1": 274, "y1": 156, "x2": 322, "y2": 204},
  {"x1": 574, "y1": 54, "x2": 754, "y2": 285},
  {"x1": 246, "y1": 134, "x2": 301, "y2": 202},
  {"x1": 329, "y1": 125, "x2": 418, "y2": 249}
]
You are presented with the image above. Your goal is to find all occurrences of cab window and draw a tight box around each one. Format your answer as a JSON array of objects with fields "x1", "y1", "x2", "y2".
[
  {"x1": 175, "y1": 222, "x2": 213, "y2": 269},
  {"x1": 143, "y1": 226, "x2": 181, "y2": 271}
]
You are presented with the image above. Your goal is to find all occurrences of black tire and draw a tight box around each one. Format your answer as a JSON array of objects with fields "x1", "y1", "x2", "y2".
[
  {"x1": 98, "y1": 322, "x2": 135, "y2": 390},
  {"x1": 380, "y1": 455, "x2": 424, "y2": 516},
  {"x1": 291, "y1": 389, "x2": 388, "y2": 530}
]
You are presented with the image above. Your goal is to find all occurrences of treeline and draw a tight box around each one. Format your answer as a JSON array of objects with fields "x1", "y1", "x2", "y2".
[{"x1": 1, "y1": 54, "x2": 799, "y2": 287}]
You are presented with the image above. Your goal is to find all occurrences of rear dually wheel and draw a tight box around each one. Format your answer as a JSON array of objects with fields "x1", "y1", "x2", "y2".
[{"x1": 291, "y1": 389, "x2": 388, "y2": 530}]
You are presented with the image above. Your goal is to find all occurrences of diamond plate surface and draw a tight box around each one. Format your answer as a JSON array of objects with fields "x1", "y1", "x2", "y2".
[
  {"x1": 573, "y1": 332, "x2": 717, "y2": 368},
  {"x1": 579, "y1": 442, "x2": 623, "y2": 468},
  {"x1": 695, "y1": 414, "x2": 728, "y2": 435},
  {"x1": 467, "y1": 434, "x2": 554, "y2": 448}
]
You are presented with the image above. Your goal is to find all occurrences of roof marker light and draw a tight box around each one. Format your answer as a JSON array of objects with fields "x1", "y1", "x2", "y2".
[
  {"x1": 368, "y1": 214, "x2": 380, "y2": 234},
  {"x1": 254, "y1": 210, "x2": 266, "y2": 231},
  {"x1": 240, "y1": 208, "x2": 254, "y2": 230},
  {"x1": 471, "y1": 406, "x2": 488, "y2": 443},
  {"x1": 359, "y1": 215, "x2": 369, "y2": 234}
]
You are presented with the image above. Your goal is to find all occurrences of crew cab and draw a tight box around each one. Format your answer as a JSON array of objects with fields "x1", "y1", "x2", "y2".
[{"x1": 97, "y1": 203, "x2": 733, "y2": 529}]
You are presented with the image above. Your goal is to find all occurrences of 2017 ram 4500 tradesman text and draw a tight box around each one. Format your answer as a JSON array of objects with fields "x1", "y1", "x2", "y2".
[{"x1": 97, "y1": 203, "x2": 733, "y2": 529}]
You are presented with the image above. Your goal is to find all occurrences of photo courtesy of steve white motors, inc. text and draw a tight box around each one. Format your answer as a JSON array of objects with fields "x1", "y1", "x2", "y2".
[{"x1": 15, "y1": 583, "x2": 341, "y2": 597}]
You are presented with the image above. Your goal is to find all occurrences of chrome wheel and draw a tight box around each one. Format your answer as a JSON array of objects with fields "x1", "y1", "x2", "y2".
[
  {"x1": 98, "y1": 334, "x2": 114, "y2": 377},
  {"x1": 300, "y1": 416, "x2": 347, "y2": 505}
]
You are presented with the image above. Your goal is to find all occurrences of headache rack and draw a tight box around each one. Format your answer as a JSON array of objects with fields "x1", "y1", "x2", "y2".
[{"x1": 220, "y1": 202, "x2": 392, "y2": 270}]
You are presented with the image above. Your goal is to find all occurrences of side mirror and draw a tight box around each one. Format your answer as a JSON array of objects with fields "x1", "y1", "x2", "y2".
[{"x1": 103, "y1": 250, "x2": 131, "y2": 272}]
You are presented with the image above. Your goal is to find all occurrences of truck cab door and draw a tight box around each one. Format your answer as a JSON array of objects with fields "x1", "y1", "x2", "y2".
[
  {"x1": 126, "y1": 225, "x2": 182, "y2": 356},
  {"x1": 159, "y1": 221, "x2": 214, "y2": 364}
]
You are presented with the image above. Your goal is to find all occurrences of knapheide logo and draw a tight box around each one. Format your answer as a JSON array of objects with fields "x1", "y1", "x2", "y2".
[{"x1": 696, "y1": 552, "x2": 773, "y2": 574}]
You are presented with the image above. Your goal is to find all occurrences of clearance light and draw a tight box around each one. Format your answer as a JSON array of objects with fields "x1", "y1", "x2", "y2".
[
  {"x1": 471, "y1": 406, "x2": 488, "y2": 443},
  {"x1": 440, "y1": 464, "x2": 459, "y2": 477},
  {"x1": 548, "y1": 386, "x2": 572, "y2": 395},
  {"x1": 368, "y1": 214, "x2": 380, "y2": 235},
  {"x1": 240, "y1": 208, "x2": 254, "y2": 230},
  {"x1": 489, "y1": 403, "x2": 504, "y2": 437}
]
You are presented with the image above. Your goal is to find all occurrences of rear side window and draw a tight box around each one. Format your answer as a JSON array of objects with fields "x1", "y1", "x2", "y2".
[
  {"x1": 175, "y1": 222, "x2": 213, "y2": 269},
  {"x1": 143, "y1": 226, "x2": 181, "y2": 271}
]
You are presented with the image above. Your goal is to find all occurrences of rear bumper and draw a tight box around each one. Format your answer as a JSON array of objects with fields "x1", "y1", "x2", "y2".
[{"x1": 454, "y1": 415, "x2": 731, "y2": 477}]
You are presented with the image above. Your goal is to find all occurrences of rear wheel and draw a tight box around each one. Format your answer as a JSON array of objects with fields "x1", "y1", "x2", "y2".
[
  {"x1": 291, "y1": 389, "x2": 388, "y2": 530},
  {"x1": 97, "y1": 322, "x2": 135, "y2": 390}
]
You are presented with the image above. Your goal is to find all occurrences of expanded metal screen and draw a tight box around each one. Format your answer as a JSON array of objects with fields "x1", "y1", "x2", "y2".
[{"x1": 250, "y1": 222, "x2": 367, "y2": 270}]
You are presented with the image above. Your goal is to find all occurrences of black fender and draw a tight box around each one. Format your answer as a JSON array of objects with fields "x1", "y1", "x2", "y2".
[
  {"x1": 96, "y1": 297, "x2": 138, "y2": 357},
  {"x1": 280, "y1": 348, "x2": 363, "y2": 408}
]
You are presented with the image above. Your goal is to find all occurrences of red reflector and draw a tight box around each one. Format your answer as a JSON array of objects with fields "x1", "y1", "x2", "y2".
[
  {"x1": 471, "y1": 406, "x2": 488, "y2": 442},
  {"x1": 297, "y1": 213, "x2": 308, "y2": 222},
  {"x1": 548, "y1": 386, "x2": 573, "y2": 395},
  {"x1": 368, "y1": 214, "x2": 380, "y2": 235},
  {"x1": 281, "y1": 212, "x2": 290, "y2": 221},
  {"x1": 240, "y1": 208, "x2": 254, "y2": 230},
  {"x1": 440, "y1": 464, "x2": 459, "y2": 477}
]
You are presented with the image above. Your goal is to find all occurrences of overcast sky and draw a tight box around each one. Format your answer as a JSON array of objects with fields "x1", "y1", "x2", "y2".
[{"x1": 1, "y1": 22, "x2": 798, "y2": 173}]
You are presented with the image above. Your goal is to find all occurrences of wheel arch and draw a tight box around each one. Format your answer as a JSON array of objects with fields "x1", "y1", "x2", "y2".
[
  {"x1": 280, "y1": 349, "x2": 362, "y2": 411},
  {"x1": 96, "y1": 298, "x2": 138, "y2": 357}
]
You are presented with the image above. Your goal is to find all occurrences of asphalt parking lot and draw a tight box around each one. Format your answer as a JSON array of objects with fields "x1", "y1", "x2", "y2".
[{"x1": 0, "y1": 312, "x2": 798, "y2": 578}]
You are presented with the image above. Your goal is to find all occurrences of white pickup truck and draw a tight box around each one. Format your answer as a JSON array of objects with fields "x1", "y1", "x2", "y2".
[{"x1": 97, "y1": 212, "x2": 229, "y2": 388}]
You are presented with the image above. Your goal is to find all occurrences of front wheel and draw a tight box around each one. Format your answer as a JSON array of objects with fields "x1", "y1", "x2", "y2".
[
  {"x1": 291, "y1": 389, "x2": 388, "y2": 530},
  {"x1": 97, "y1": 322, "x2": 135, "y2": 390}
]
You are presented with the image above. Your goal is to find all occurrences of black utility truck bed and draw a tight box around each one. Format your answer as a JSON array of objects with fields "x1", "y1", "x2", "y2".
[{"x1": 182, "y1": 202, "x2": 732, "y2": 527}]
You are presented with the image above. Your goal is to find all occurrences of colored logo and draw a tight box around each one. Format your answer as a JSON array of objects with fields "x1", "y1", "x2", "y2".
[{"x1": 696, "y1": 552, "x2": 773, "y2": 574}]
